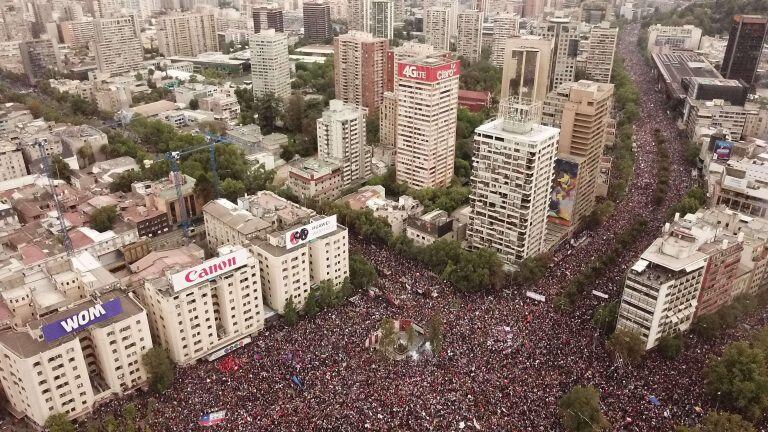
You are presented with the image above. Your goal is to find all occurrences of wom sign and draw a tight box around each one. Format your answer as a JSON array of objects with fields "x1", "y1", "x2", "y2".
[{"x1": 41, "y1": 298, "x2": 123, "y2": 342}]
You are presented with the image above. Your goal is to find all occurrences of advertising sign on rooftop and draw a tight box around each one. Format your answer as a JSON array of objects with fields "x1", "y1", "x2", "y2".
[
  {"x1": 284, "y1": 215, "x2": 337, "y2": 249},
  {"x1": 397, "y1": 60, "x2": 461, "y2": 83},
  {"x1": 41, "y1": 298, "x2": 123, "y2": 342},
  {"x1": 169, "y1": 248, "x2": 250, "y2": 292}
]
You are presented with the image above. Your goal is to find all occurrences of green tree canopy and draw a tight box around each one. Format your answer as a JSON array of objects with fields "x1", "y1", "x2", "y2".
[
  {"x1": 675, "y1": 410, "x2": 756, "y2": 432},
  {"x1": 705, "y1": 341, "x2": 768, "y2": 420},
  {"x1": 349, "y1": 253, "x2": 377, "y2": 290},
  {"x1": 607, "y1": 329, "x2": 645, "y2": 365},
  {"x1": 44, "y1": 413, "x2": 76, "y2": 432},
  {"x1": 91, "y1": 205, "x2": 118, "y2": 232},
  {"x1": 142, "y1": 347, "x2": 175, "y2": 394},
  {"x1": 558, "y1": 386, "x2": 610, "y2": 432},
  {"x1": 283, "y1": 296, "x2": 299, "y2": 326}
]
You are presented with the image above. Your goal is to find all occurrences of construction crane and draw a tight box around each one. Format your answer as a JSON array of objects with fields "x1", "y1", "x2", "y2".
[
  {"x1": 35, "y1": 138, "x2": 74, "y2": 256},
  {"x1": 163, "y1": 138, "x2": 220, "y2": 241}
]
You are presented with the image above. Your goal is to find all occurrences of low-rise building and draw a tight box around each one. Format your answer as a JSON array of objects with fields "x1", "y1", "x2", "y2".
[
  {"x1": 0, "y1": 141, "x2": 27, "y2": 182},
  {"x1": 405, "y1": 209, "x2": 456, "y2": 247},
  {"x1": 338, "y1": 185, "x2": 423, "y2": 234},
  {"x1": 286, "y1": 158, "x2": 343, "y2": 201},
  {"x1": 131, "y1": 174, "x2": 201, "y2": 227},
  {"x1": 199, "y1": 94, "x2": 240, "y2": 122}
]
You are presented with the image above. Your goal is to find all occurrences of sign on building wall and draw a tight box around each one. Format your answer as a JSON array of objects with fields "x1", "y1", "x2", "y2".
[
  {"x1": 284, "y1": 215, "x2": 338, "y2": 249},
  {"x1": 397, "y1": 60, "x2": 461, "y2": 83},
  {"x1": 206, "y1": 337, "x2": 252, "y2": 361},
  {"x1": 41, "y1": 298, "x2": 123, "y2": 342},
  {"x1": 169, "y1": 248, "x2": 251, "y2": 292}
]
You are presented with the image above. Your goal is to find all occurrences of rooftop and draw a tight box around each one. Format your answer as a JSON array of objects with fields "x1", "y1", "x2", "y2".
[{"x1": 652, "y1": 50, "x2": 722, "y2": 99}]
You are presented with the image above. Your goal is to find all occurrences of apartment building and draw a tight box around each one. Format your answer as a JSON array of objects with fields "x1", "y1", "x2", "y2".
[
  {"x1": 334, "y1": 31, "x2": 388, "y2": 114},
  {"x1": 157, "y1": 13, "x2": 219, "y2": 57},
  {"x1": 370, "y1": 0, "x2": 394, "y2": 40},
  {"x1": 286, "y1": 158, "x2": 344, "y2": 201},
  {"x1": 317, "y1": 100, "x2": 372, "y2": 188},
  {"x1": 94, "y1": 15, "x2": 144, "y2": 75},
  {"x1": 395, "y1": 55, "x2": 460, "y2": 189},
  {"x1": 0, "y1": 141, "x2": 27, "y2": 181},
  {"x1": 303, "y1": 2, "x2": 332, "y2": 43},
  {"x1": 456, "y1": 10, "x2": 483, "y2": 62},
  {"x1": 584, "y1": 22, "x2": 617, "y2": 83},
  {"x1": 685, "y1": 99, "x2": 758, "y2": 143},
  {"x1": 424, "y1": 7, "x2": 451, "y2": 51},
  {"x1": 19, "y1": 38, "x2": 62, "y2": 84},
  {"x1": 490, "y1": 14, "x2": 519, "y2": 66},
  {"x1": 252, "y1": 6, "x2": 284, "y2": 33},
  {"x1": 250, "y1": 29, "x2": 291, "y2": 100},
  {"x1": 59, "y1": 20, "x2": 95, "y2": 50},
  {"x1": 468, "y1": 100, "x2": 558, "y2": 268},
  {"x1": 379, "y1": 91, "x2": 397, "y2": 147},
  {"x1": 535, "y1": 15, "x2": 579, "y2": 91},
  {"x1": 646, "y1": 24, "x2": 702, "y2": 54}
]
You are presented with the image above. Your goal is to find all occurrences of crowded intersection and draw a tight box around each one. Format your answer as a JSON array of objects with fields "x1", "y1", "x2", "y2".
[{"x1": 84, "y1": 23, "x2": 766, "y2": 431}]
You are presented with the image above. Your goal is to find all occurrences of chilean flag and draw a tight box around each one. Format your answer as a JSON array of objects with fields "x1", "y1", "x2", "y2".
[{"x1": 199, "y1": 410, "x2": 227, "y2": 426}]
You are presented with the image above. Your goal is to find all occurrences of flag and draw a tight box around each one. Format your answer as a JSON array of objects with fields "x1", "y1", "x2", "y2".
[
  {"x1": 648, "y1": 396, "x2": 660, "y2": 406},
  {"x1": 199, "y1": 410, "x2": 226, "y2": 426},
  {"x1": 291, "y1": 374, "x2": 304, "y2": 389}
]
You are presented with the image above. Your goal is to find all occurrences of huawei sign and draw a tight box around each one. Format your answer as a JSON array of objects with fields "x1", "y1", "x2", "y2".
[{"x1": 397, "y1": 61, "x2": 461, "y2": 83}]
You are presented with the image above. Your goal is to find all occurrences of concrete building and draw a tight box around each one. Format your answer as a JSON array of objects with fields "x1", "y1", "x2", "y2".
[
  {"x1": 0, "y1": 142, "x2": 28, "y2": 182},
  {"x1": 0, "y1": 254, "x2": 152, "y2": 426},
  {"x1": 131, "y1": 174, "x2": 201, "y2": 227},
  {"x1": 646, "y1": 24, "x2": 702, "y2": 54},
  {"x1": 456, "y1": 10, "x2": 483, "y2": 62},
  {"x1": 500, "y1": 36, "x2": 553, "y2": 103},
  {"x1": 468, "y1": 100, "x2": 558, "y2": 268},
  {"x1": 339, "y1": 185, "x2": 423, "y2": 233},
  {"x1": 334, "y1": 31, "x2": 388, "y2": 114},
  {"x1": 406, "y1": 209, "x2": 456, "y2": 247},
  {"x1": 490, "y1": 14, "x2": 519, "y2": 67},
  {"x1": 157, "y1": 13, "x2": 219, "y2": 58},
  {"x1": 369, "y1": 0, "x2": 394, "y2": 40},
  {"x1": 720, "y1": 15, "x2": 768, "y2": 87},
  {"x1": 303, "y1": 2, "x2": 332, "y2": 43},
  {"x1": 395, "y1": 54, "x2": 460, "y2": 189},
  {"x1": 424, "y1": 7, "x2": 451, "y2": 51},
  {"x1": 317, "y1": 100, "x2": 372, "y2": 188},
  {"x1": 199, "y1": 94, "x2": 241, "y2": 122},
  {"x1": 584, "y1": 22, "x2": 617, "y2": 83},
  {"x1": 685, "y1": 99, "x2": 757, "y2": 143},
  {"x1": 535, "y1": 14, "x2": 579, "y2": 91},
  {"x1": 379, "y1": 91, "x2": 397, "y2": 147},
  {"x1": 348, "y1": 0, "x2": 370, "y2": 32},
  {"x1": 131, "y1": 244, "x2": 264, "y2": 365},
  {"x1": 252, "y1": 6, "x2": 284, "y2": 33},
  {"x1": 711, "y1": 155, "x2": 768, "y2": 219},
  {"x1": 19, "y1": 39, "x2": 62, "y2": 85},
  {"x1": 250, "y1": 29, "x2": 291, "y2": 100},
  {"x1": 287, "y1": 158, "x2": 344, "y2": 201},
  {"x1": 94, "y1": 15, "x2": 144, "y2": 76},
  {"x1": 59, "y1": 20, "x2": 95, "y2": 50}
]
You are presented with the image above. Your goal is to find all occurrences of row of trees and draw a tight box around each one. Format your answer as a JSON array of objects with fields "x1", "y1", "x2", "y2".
[
  {"x1": 654, "y1": 129, "x2": 671, "y2": 205},
  {"x1": 642, "y1": 0, "x2": 768, "y2": 36},
  {"x1": 609, "y1": 56, "x2": 640, "y2": 202}
]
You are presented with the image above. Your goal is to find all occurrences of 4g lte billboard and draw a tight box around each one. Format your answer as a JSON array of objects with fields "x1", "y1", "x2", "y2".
[
  {"x1": 284, "y1": 215, "x2": 338, "y2": 249},
  {"x1": 397, "y1": 60, "x2": 461, "y2": 83}
]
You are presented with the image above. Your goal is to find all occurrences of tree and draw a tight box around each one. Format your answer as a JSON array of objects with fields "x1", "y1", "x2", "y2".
[
  {"x1": 44, "y1": 413, "x2": 76, "y2": 432},
  {"x1": 349, "y1": 253, "x2": 377, "y2": 290},
  {"x1": 91, "y1": 205, "x2": 118, "y2": 232},
  {"x1": 77, "y1": 143, "x2": 96, "y2": 167},
  {"x1": 658, "y1": 334, "x2": 684, "y2": 359},
  {"x1": 607, "y1": 329, "x2": 645, "y2": 365},
  {"x1": 220, "y1": 178, "x2": 246, "y2": 202},
  {"x1": 142, "y1": 347, "x2": 175, "y2": 394},
  {"x1": 122, "y1": 403, "x2": 138, "y2": 432},
  {"x1": 366, "y1": 113, "x2": 380, "y2": 145},
  {"x1": 283, "y1": 297, "x2": 299, "y2": 326},
  {"x1": 282, "y1": 92, "x2": 305, "y2": 133},
  {"x1": 426, "y1": 313, "x2": 444, "y2": 355},
  {"x1": 693, "y1": 313, "x2": 723, "y2": 339},
  {"x1": 705, "y1": 342, "x2": 768, "y2": 420},
  {"x1": 244, "y1": 163, "x2": 275, "y2": 193},
  {"x1": 592, "y1": 301, "x2": 619, "y2": 334},
  {"x1": 512, "y1": 254, "x2": 552, "y2": 285},
  {"x1": 316, "y1": 279, "x2": 337, "y2": 309},
  {"x1": 254, "y1": 92, "x2": 282, "y2": 134},
  {"x1": 303, "y1": 288, "x2": 319, "y2": 317},
  {"x1": 188, "y1": 97, "x2": 199, "y2": 110},
  {"x1": 454, "y1": 158, "x2": 471, "y2": 181},
  {"x1": 378, "y1": 318, "x2": 398, "y2": 357},
  {"x1": 675, "y1": 411, "x2": 756, "y2": 432},
  {"x1": 50, "y1": 154, "x2": 72, "y2": 183},
  {"x1": 558, "y1": 386, "x2": 610, "y2": 432},
  {"x1": 109, "y1": 169, "x2": 144, "y2": 193}
]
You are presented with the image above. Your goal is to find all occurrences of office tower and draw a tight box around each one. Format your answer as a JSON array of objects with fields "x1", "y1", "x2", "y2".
[
  {"x1": 252, "y1": 5, "x2": 284, "y2": 33},
  {"x1": 303, "y1": 2, "x2": 332, "y2": 43},
  {"x1": 317, "y1": 100, "x2": 372, "y2": 187},
  {"x1": 536, "y1": 15, "x2": 579, "y2": 90},
  {"x1": 456, "y1": 10, "x2": 483, "y2": 62},
  {"x1": 468, "y1": 99, "x2": 558, "y2": 268},
  {"x1": 386, "y1": 42, "x2": 437, "y2": 92},
  {"x1": 250, "y1": 29, "x2": 291, "y2": 99},
  {"x1": 59, "y1": 20, "x2": 96, "y2": 50},
  {"x1": 581, "y1": 1, "x2": 607, "y2": 24},
  {"x1": 542, "y1": 81, "x2": 613, "y2": 229},
  {"x1": 500, "y1": 36, "x2": 552, "y2": 102},
  {"x1": 96, "y1": 0, "x2": 121, "y2": 18},
  {"x1": 523, "y1": 0, "x2": 542, "y2": 18},
  {"x1": 157, "y1": 13, "x2": 219, "y2": 57},
  {"x1": 720, "y1": 15, "x2": 768, "y2": 87},
  {"x1": 380, "y1": 91, "x2": 397, "y2": 147},
  {"x1": 395, "y1": 54, "x2": 460, "y2": 188},
  {"x1": 646, "y1": 24, "x2": 702, "y2": 54},
  {"x1": 334, "y1": 31, "x2": 388, "y2": 113},
  {"x1": 425, "y1": 7, "x2": 451, "y2": 51},
  {"x1": 370, "y1": 0, "x2": 394, "y2": 40},
  {"x1": 584, "y1": 21, "x2": 617, "y2": 83},
  {"x1": 490, "y1": 13, "x2": 520, "y2": 66},
  {"x1": 348, "y1": 0, "x2": 369, "y2": 32},
  {"x1": 94, "y1": 15, "x2": 144, "y2": 76},
  {"x1": 19, "y1": 39, "x2": 62, "y2": 84}
]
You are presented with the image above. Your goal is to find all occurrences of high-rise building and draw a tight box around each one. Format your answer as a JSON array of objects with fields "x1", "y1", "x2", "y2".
[
  {"x1": 317, "y1": 100, "x2": 372, "y2": 187},
  {"x1": 94, "y1": 15, "x2": 144, "y2": 76},
  {"x1": 348, "y1": 0, "x2": 370, "y2": 32},
  {"x1": 500, "y1": 36, "x2": 552, "y2": 102},
  {"x1": 250, "y1": 29, "x2": 291, "y2": 100},
  {"x1": 370, "y1": 0, "x2": 394, "y2": 40},
  {"x1": 490, "y1": 13, "x2": 520, "y2": 66},
  {"x1": 456, "y1": 10, "x2": 483, "y2": 62},
  {"x1": 542, "y1": 80, "x2": 613, "y2": 231},
  {"x1": 59, "y1": 20, "x2": 96, "y2": 50},
  {"x1": 334, "y1": 31, "x2": 388, "y2": 113},
  {"x1": 646, "y1": 24, "x2": 702, "y2": 54},
  {"x1": 720, "y1": 15, "x2": 768, "y2": 87},
  {"x1": 424, "y1": 7, "x2": 451, "y2": 51},
  {"x1": 386, "y1": 41, "x2": 437, "y2": 92},
  {"x1": 328, "y1": 0, "x2": 348, "y2": 20},
  {"x1": 157, "y1": 13, "x2": 219, "y2": 57},
  {"x1": 252, "y1": 5, "x2": 284, "y2": 33},
  {"x1": 303, "y1": 1, "x2": 332, "y2": 43},
  {"x1": 535, "y1": 14, "x2": 579, "y2": 90},
  {"x1": 393, "y1": 0, "x2": 405, "y2": 23},
  {"x1": 379, "y1": 91, "x2": 397, "y2": 147},
  {"x1": 584, "y1": 22, "x2": 617, "y2": 83},
  {"x1": 19, "y1": 38, "x2": 62, "y2": 84},
  {"x1": 468, "y1": 99, "x2": 559, "y2": 268},
  {"x1": 63, "y1": 2, "x2": 85, "y2": 21},
  {"x1": 395, "y1": 54, "x2": 460, "y2": 188},
  {"x1": 581, "y1": 1, "x2": 608, "y2": 24},
  {"x1": 522, "y1": 0, "x2": 542, "y2": 18}
]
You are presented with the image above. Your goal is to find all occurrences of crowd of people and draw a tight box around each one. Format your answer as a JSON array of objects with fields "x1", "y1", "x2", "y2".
[{"x1": 83, "y1": 24, "x2": 768, "y2": 431}]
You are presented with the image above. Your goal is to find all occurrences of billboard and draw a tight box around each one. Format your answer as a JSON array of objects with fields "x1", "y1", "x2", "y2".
[
  {"x1": 207, "y1": 337, "x2": 252, "y2": 361},
  {"x1": 285, "y1": 215, "x2": 338, "y2": 249},
  {"x1": 397, "y1": 60, "x2": 460, "y2": 83},
  {"x1": 713, "y1": 140, "x2": 733, "y2": 160},
  {"x1": 42, "y1": 298, "x2": 122, "y2": 342},
  {"x1": 548, "y1": 158, "x2": 580, "y2": 226},
  {"x1": 170, "y1": 248, "x2": 250, "y2": 292}
]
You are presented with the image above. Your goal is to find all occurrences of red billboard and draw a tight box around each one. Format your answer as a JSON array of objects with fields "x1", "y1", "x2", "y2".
[{"x1": 397, "y1": 60, "x2": 461, "y2": 83}]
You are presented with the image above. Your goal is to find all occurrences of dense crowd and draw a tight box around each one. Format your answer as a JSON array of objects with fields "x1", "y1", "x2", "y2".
[{"x1": 84, "y1": 24, "x2": 768, "y2": 431}]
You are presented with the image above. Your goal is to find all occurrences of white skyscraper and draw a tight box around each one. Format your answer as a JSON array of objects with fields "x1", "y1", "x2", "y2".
[
  {"x1": 424, "y1": 7, "x2": 451, "y2": 51},
  {"x1": 490, "y1": 13, "x2": 520, "y2": 66},
  {"x1": 369, "y1": 0, "x2": 394, "y2": 39},
  {"x1": 584, "y1": 21, "x2": 617, "y2": 83},
  {"x1": 468, "y1": 99, "x2": 559, "y2": 268},
  {"x1": 456, "y1": 10, "x2": 483, "y2": 62},
  {"x1": 535, "y1": 15, "x2": 579, "y2": 90},
  {"x1": 250, "y1": 29, "x2": 291, "y2": 99},
  {"x1": 317, "y1": 100, "x2": 372, "y2": 187},
  {"x1": 94, "y1": 15, "x2": 144, "y2": 75}
]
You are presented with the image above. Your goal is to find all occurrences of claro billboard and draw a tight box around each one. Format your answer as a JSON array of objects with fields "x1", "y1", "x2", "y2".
[
  {"x1": 41, "y1": 298, "x2": 123, "y2": 342},
  {"x1": 170, "y1": 248, "x2": 250, "y2": 292},
  {"x1": 397, "y1": 60, "x2": 461, "y2": 83},
  {"x1": 284, "y1": 215, "x2": 338, "y2": 249}
]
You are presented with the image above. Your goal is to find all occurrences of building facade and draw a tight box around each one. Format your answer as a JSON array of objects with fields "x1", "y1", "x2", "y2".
[
  {"x1": 317, "y1": 100, "x2": 372, "y2": 188},
  {"x1": 500, "y1": 36, "x2": 552, "y2": 103},
  {"x1": 250, "y1": 29, "x2": 291, "y2": 100},
  {"x1": 252, "y1": 6, "x2": 284, "y2": 33},
  {"x1": 584, "y1": 22, "x2": 617, "y2": 83},
  {"x1": 303, "y1": 2, "x2": 332, "y2": 43},
  {"x1": 19, "y1": 38, "x2": 62, "y2": 84},
  {"x1": 456, "y1": 10, "x2": 483, "y2": 62},
  {"x1": 646, "y1": 24, "x2": 702, "y2": 54},
  {"x1": 156, "y1": 13, "x2": 219, "y2": 58},
  {"x1": 424, "y1": 7, "x2": 451, "y2": 51},
  {"x1": 490, "y1": 14, "x2": 519, "y2": 67},
  {"x1": 535, "y1": 15, "x2": 579, "y2": 91},
  {"x1": 334, "y1": 31, "x2": 388, "y2": 114},
  {"x1": 94, "y1": 15, "x2": 144, "y2": 76},
  {"x1": 720, "y1": 15, "x2": 768, "y2": 87}
]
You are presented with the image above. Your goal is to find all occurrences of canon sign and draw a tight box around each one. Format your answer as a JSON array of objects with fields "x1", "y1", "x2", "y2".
[
  {"x1": 169, "y1": 248, "x2": 250, "y2": 292},
  {"x1": 284, "y1": 215, "x2": 338, "y2": 249},
  {"x1": 397, "y1": 61, "x2": 461, "y2": 83}
]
